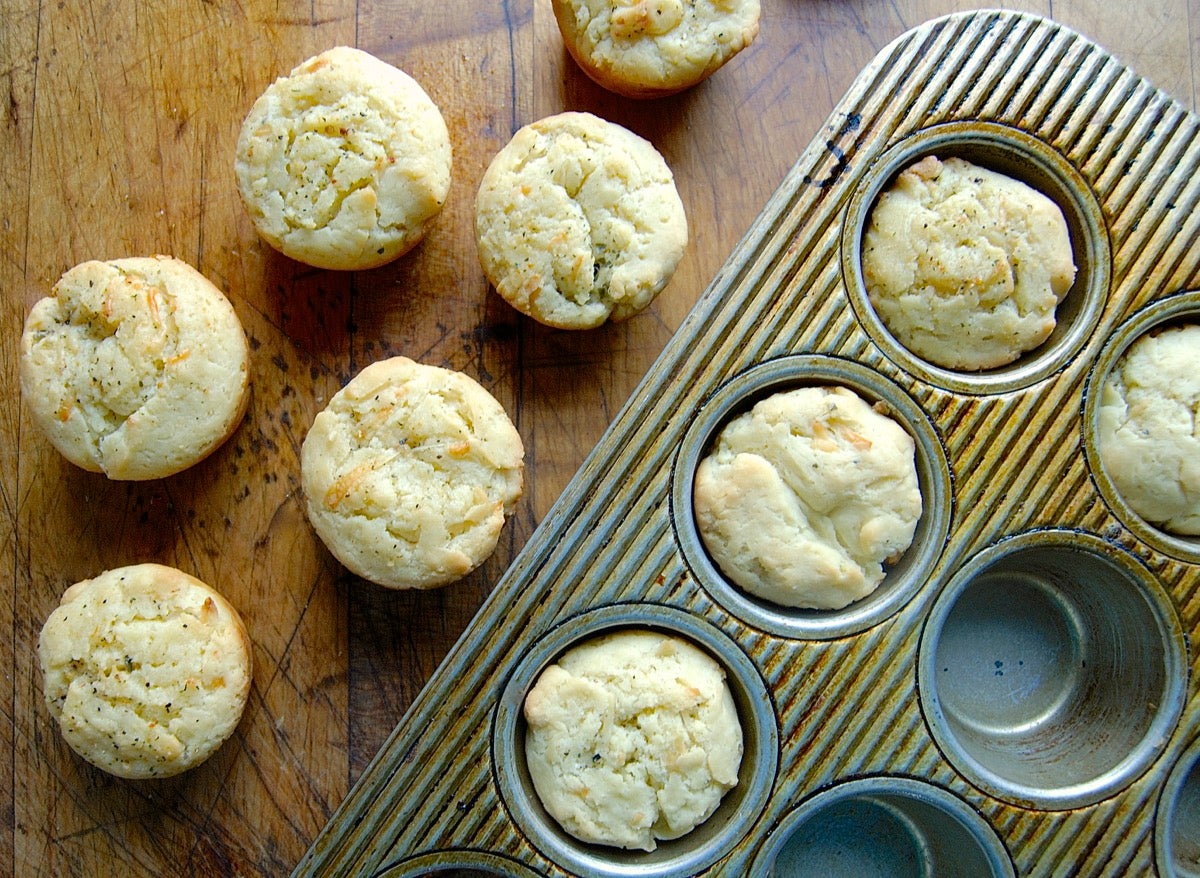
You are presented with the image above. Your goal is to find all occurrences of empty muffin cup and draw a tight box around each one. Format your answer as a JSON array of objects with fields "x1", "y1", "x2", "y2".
[
  {"x1": 1084, "y1": 290, "x2": 1200, "y2": 564},
  {"x1": 750, "y1": 776, "x2": 1014, "y2": 877},
  {"x1": 842, "y1": 120, "x2": 1109, "y2": 395},
  {"x1": 917, "y1": 529, "x2": 1187, "y2": 810},
  {"x1": 673, "y1": 354, "x2": 952, "y2": 640},
  {"x1": 492, "y1": 603, "x2": 778, "y2": 878},
  {"x1": 376, "y1": 853, "x2": 542, "y2": 877},
  {"x1": 1156, "y1": 736, "x2": 1200, "y2": 878}
]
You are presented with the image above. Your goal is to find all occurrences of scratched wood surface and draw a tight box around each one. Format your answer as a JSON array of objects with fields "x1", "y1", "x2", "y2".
[{"x1": 1, "y1": 1, "x2": 1196, "y2": 875}]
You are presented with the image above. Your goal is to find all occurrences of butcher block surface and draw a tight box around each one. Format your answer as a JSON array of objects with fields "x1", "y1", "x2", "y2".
[{"x1": 2, "y1": 1, "x2": 1196, "y2": 875}]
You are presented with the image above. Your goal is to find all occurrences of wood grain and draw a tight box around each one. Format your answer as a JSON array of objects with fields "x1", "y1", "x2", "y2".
[{"x1": 2, "y1": 1, "x2": 1195, "y2": 875}]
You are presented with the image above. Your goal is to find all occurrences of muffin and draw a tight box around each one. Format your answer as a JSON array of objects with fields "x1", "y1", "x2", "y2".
[
  {"x1": 862, "y1": 155, "x2": 1076, "y2": 370},
  {"x1": 19, "y1": 255, "x2": 250, "y2": 480},
  {"x1": 693, "y1": 385, "x2": 922, "y2": 609},
  {"x1": 234, "y1": 46, "x2": 452, "y2": 270},
  {"x1": 1097, "y1": 323, "x2": 1200, "y2": 534},
  {"x1": 475, "y1": 111, "x2": 687, "y2": 329},
  {"x1": 551, "y1": 0, "x2": 761, "y2": 98},
  {"x1": 301, "y1": 357, "x2": 525, "y2": 589},
  {"x1": 523, "y1": 629, "x2": 742, "y2": 851},
  {"x1": 38, "y1": 563, "x2": 253, "y2": 779}
]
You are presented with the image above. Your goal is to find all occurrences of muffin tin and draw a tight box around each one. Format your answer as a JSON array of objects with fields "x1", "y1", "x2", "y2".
[{"x1": 293, "y1": 10, "x2": 1200, "y2": 877}]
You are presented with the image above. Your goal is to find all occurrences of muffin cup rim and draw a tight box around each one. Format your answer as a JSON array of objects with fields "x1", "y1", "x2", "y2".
[
  {"x1": 373, "y1": 851, "x2": 544, "y2": 877},
  {"x1": 1154, "y1": 732, "x2": 1200, "y2": 878}
]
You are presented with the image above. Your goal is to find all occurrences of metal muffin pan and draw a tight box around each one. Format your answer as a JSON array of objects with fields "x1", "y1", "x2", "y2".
[{"x1": 295, "y1": 10, "x2": 1200, "y2": 877}]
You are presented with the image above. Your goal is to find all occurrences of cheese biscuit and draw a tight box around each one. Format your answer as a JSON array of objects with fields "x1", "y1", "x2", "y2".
[
  {"x1": 301, "y1": 357, "x2": 524, "y2": 589},
  {"x1": 1098, "y1": 323, "x2": 1200, "y2": 535},
  {"x1": 694, "y1": 385, "x2": 922, "y2": 609},
  {"x1": 862, "y1": 155, "x2": 1076, "y2": 370},
  {"x1": 20, "y1": 256, "x2": 250, "y2": 480},
  {"x1": 235, "y1": 46, "x2": 452, "y2": 270},
  {"x1": 38, "y1": 564, "x2": 253, "y2": 779},
  {"x1": 552, "y1": 0, "x2": 761, "y2": 98}
]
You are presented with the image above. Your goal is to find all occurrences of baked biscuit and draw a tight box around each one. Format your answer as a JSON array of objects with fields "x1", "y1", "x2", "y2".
[
  {"x1": 38, "y1": 563, "x2": 253, "y2": 779},
  {"x1": 20, "y1": 256, "x2": 250, "y2": 480},
  {"x1": 551, "y1": 0, "x2": 761, "y2": 98},
  {"x1": 475, "y1": 111, "x2": 687, "y2": 329},
  {"x1": 1097, "y1": 323, "x2": 1200, "y2": 535},
  {"x1": 693, "y1": 385, "x2": 922, "y2": 610},
  {"x1": 862, "y1": 155, "x2": 1076, "y2": 370},
  {"x1": 235, "y1": 46, "x2": 452, "y2": 270},
  {"x1": 301, "y1": 357, "x2": 524, "y2": 589},
  {"x1": 523, "y1": 629, "x2": 742, "y2": 851}
]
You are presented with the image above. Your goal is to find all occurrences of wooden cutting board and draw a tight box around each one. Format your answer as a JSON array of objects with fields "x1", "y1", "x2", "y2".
[{"x1": 2, "y1": 1, "x2": 1194, "y2": 875}]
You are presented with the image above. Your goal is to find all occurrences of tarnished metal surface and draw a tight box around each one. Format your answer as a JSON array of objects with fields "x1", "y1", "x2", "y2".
[{"x1": 294, "y1": 10, "x2": 1200, "y2": 877}]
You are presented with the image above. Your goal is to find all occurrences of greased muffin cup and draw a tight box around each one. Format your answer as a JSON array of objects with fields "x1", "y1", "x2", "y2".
[
  {"x1": 295, "y1": 11, "x2": 1200, "y2": 877},
  {"x1": 917, "y1": 529, "x2": 1187, "y2": 810}
]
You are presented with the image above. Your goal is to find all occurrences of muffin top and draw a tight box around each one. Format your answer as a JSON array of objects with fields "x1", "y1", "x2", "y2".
[
  {"x1": 694, "y1": 385, "x2": 922, "y2": 609},
  {"x1": 301, "y1": 357, "x2": 525, "y2": 589},
  {"x1": 1098, "y1": 323, "x2": 1200, "y2": 535},
  {"x1": 862, "y1": 155, "x2": 1076, "y2": 370}
]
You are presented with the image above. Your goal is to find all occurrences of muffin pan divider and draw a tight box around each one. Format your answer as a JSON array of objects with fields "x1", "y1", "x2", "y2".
[{"x1": 295, "y1": 10, "x2": 1200, "y2": 877}]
